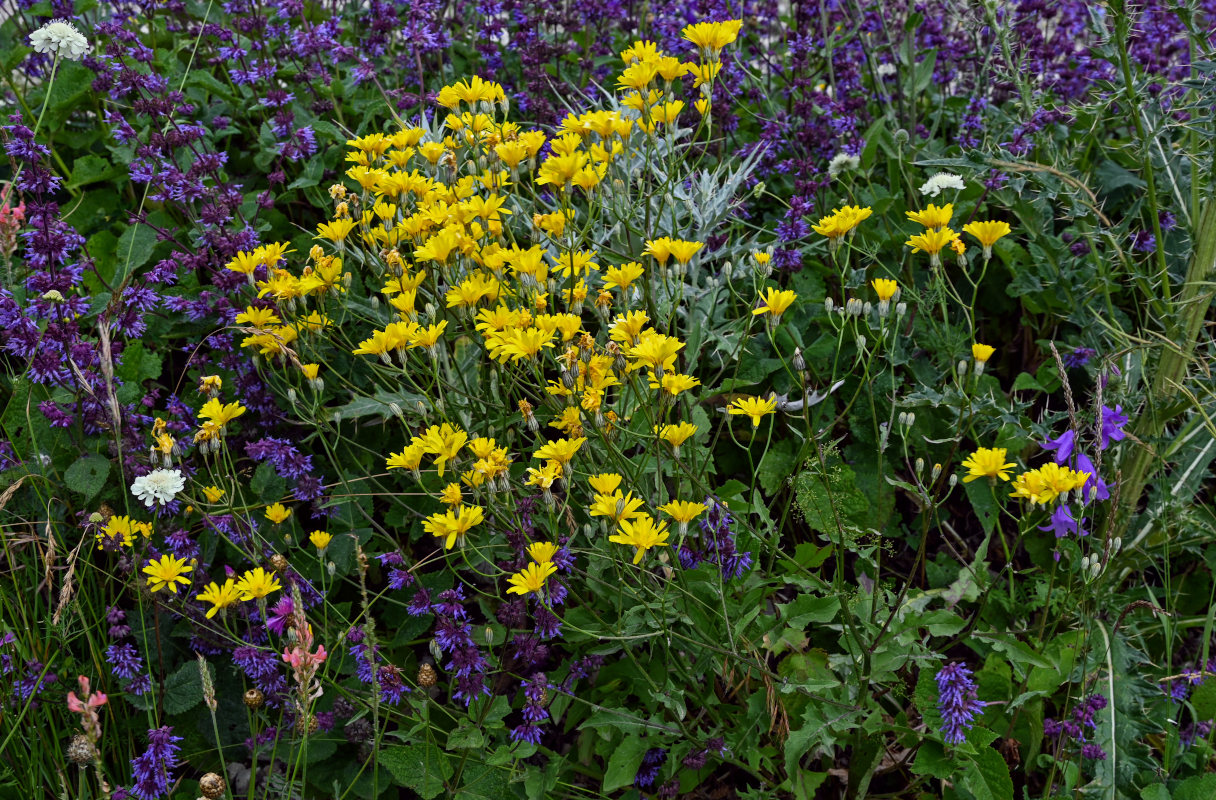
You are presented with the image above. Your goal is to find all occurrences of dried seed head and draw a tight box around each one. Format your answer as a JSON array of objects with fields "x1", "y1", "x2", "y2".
[
  {"x1": 269, "y1": 554, "x2": 289, "y2": 572},
  {"x1": 243, "y1": 688, "x2": 265, "y2": 708},
  {"x1": 66, "y1": 735, "x2": 95, "y2": 765},
  {"x1": 417, "y1": 662, "x2": 438, "y2": 687},
  {"x1": 199, "y1": 772, "x2": 226, "y2": 799}
]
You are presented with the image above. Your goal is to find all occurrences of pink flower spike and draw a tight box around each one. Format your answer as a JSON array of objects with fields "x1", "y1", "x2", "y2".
[
  {"x1": 89, "y1": 691, "x2": 108, "y2": 707},
  {"x1": 313, "y1": 645, "x2": 328, "y2": 664},
  {"x1": 67, "y1": 691, "x2": 85, "y2": 713}
]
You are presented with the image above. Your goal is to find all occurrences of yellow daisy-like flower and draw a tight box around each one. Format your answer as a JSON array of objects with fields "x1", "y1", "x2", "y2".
[
  {"x1": 201, "y1": 485, "x2": 226, "y2": 503},
  {"x1": 96, "y1": 515, "x2": 152, "y2": 548},
  {"x1": 727, "y1": 395, "x2": 778, "y2": 427},
  {"x1": 972, "y1": 343, "x2": 996, "y2": 363},
  {"x1": 439, "y1": 483, "x2": 463, "y2": 506},
  {"x1": 589, "y1": 491, "x2": 646, "y2": 525},
  {"x1": 235, "y1": 567, "x2": 282, "y2": 601},
  {"x1": 143, "y1": 554, "x2": 193, "y2": 594},
  {"x1": 610, "y1": 515, "x2": 671, "y2": 564},
  {"x1": 198, "y1": 398, "x2": 247, "y2": 428},
  {"x1": 648, "y1": 372, "x2": 702, "y2": 396},
  {"x1": 265, "y1": 502, "x2": 291, "y2": 524},
  {"x1": 872, "y1": 278, "x2": 898, "y2": 302},
  {"x1": 603, "y1": 261, "x2": 645, "y2": 291},
  {"x1": 234, "y1": 306, "x2": 281, "y2": 328},
  {"x1": 309, "y1": 530, "x2": 333, "y2": 550},
  {"x1": 196, "y1": 578, "x2": 241, "y2": 618},
  {"x1": 628, "y1": 332, "x2": 684, "y2": 372},
  {"x1": 525, "y1": 461, "x2": 563, "y2": 490},
  {"x1": 682, "y1": 19, "x2": 743, "y2": 57},
  {"x1": 655, "y1": 421, "x2": 698, "y2": 451},
  {"x1": 506, "y1": 561, "x2": 558, "y2": 596},
  {"x1": 962, "y1": 220, "x2": 1012, "y2": 258},
  {"x1": 316, "y1": 218, "x2": 357, "y2": 242},
  {"x1": 533, "y1": 437, "x2": 587, "y2": 465},
  {"x1": 960, "y1": 448, "x2": 1017, "y2": 483},
  {"x1": 588, "y1": 473, "x2": 623, "y2": 495},
  {"x1": 527, "y1": 541, "x2": 560, "y2": 564},
  {"x1": 752, "y1": 287, "x2": 797, "y2": 320},
  {"x1": 905, "y1": 227, "x2": 958, "y2": 259},
  {"x1": 905, "y1": 203, "x2": 953, "y2": 230},
  {"x1": 657, "y1": 500, "x2": 708, "y2": 533}
]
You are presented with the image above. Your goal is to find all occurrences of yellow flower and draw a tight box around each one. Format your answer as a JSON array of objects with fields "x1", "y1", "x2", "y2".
[
  {"x1": 526, "y1": 461, "x2": 562, "y2": 491},
  {"x1": 812, "y1": 205, "x2": 873, "y2": 241},
  {"x1": 603, "y1": 261, "x2": 645, "y2": 291},
  {"x1": 196, "y1": 579, "x2": 241, "y2": 618},
  {"x1": 225, "y1": 251, "x2": 260, "y2": 275},
  {"x1": 871, "y1": 278, "x2": 898, "y2": 302},
  {"x1": 440, "y1": 483, "x2": 463, "y2": 506},
  {"x1": 905, "y1": 227, "x2": 958, "y2": 258},
  {"x1": 316, "y1": 218, "x2": 357, "y2": 242},
  {"x1": 386, "y1": 443, "x2": 426, "y2": 472},
  {"x1": 590, "y1": 491, "x2": 646, "y2": 525},
  {"x1": 648, "y1": 372, "x2": 702, "y2": 396},
  {"x1": 752, "y1": 287, "x2": 797, "y2": 320},
  {"x1": 610, "y1": 515, "x2": 671, "y2": 564},
  {"x1": 655, "y1": 422, "x2": 698, "y2": 451},
  {"x1": 963, "y1": 220, "x2": 1012, "y2": 257},
  {"x1": 727, "y1": 395, "x2": 778, "y2": 427},
  {"x1": 235, "y1": 567, "x2": 281, "y2": 601},
  {"x1": 423, "y1": 505, "x2": 485, "y2": 550},
  {"x1": 202, "y1": 485, "x2": 226, "y2": 503},
  {"x1": 96, "y1": 515, "x2": 152, "y2": 548},
  {"x1": 960, "y1": 448, "x2": 1017, "y2": 483},
  {"x1": 300, "y1": 363, "x2": 320, "y2": 381},
  {"x1": 534, "y1": 437, "x2": 587, "y2": 466},
  {"x1": 143, "y1": 554, "x2": 193, "y2": 594},
  {"x1": 666, "y1": 240, "x2": 703, "y2": 264},
  {"x1": 198, "y1": 375, "x2": 222, "y2": 395},
  {"x1": 506, "y1": 561, "x2": 558, "y2": 596},
  {"x1": 905, "y1": 203, "x2": 953, "y2": 230},
  {"x1": 527, "y1": 541, "x2": 560, "y2": 564},
  {"x1": 682, "y1": 19, "x2": 743, "y2": 56},
  {"x1": 415, "y1": 423, "x2": 468, "y2": 477},
  {"x1": 643, "y1": 237, "x2": 674, "y2": 264},
  {"x1": 588, "y1": 473, "x2": 623, "y2": 495},
  {"x1": 628, "y1": 332, "x2": 683, "y2": 372},
  {"x1": 265, "y1": 503, "x2": 292, "y2": 524},
  {"x1": 657, "y1": 500, "x2": 708, "y2": 533},
  {"x1": 198, "y1": 398, "x2": 246, "y2": 428},
  {"x1": 234, "y1": 306, "x2": 281, "y2": 327},
  {"x1": 309, "y1": 530, "x2": 333, "y2": 550},
  {"x1": 972, "y1": 343, "x2": 996, "y2": 363}
]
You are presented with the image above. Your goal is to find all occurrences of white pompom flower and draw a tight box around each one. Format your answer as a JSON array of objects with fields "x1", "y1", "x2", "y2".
[
  {"x1": 131, "y1": 469, "x2": 185, "y2": 508},
  {"x1": 29, "y1": 19, "x2": 92, "y2": 61}
]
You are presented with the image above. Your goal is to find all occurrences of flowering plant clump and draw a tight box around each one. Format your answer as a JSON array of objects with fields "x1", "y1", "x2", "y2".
[{"x1": 1, "y1": 0, "x2": 1215, "y2": 797}]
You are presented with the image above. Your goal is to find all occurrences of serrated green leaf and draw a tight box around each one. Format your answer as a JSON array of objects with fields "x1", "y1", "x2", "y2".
[
  {"x1": 601, "y1": 734, "x2": 647, "y2": 793},
  {"x1": 64, "y1": 454, "x2": 110, "y2": 500},
  {"x1": 381, "y1": 742, "x2": 452, "y2": 799},
  {"x1": 447, "y1": 724, "x2": 485, "y2": 749},
  {"x1": 962, "y1": 747, "x2": 1013, "y2": 800},
  {"x1": 1190, "y1": 680, "x2": 1216, "y2": 720}
]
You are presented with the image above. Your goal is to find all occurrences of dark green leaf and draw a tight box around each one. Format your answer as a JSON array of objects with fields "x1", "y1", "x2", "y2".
[
  {"x1": 64, "y1": 454, "x2": 110, "y2": 500},
  {"x1": 381, "y1": 742, "x2": 453, "y2": 799}
]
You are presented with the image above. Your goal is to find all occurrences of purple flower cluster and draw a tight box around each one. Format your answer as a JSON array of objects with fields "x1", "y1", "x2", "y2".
[
  {"x1": 428, "y1": 587, "x2": 490, "y2": 705},
  {"x1": 128, "y1": 726, "x2": 182, "y2": 800},
  {"x1": 1044, "y1": 693, "x2": 1108, "y2": 760},
  {"x1": 104, "y1": 607, "x2": 151, "y2": 696},
  {"x1": 510, "y1": 672, "x2": 551, "y2": 745},
  {"x1": 679, "y1": 497, "x2": 752, "y2": 580},
  {"x1": 935, "y1": 663, "x2": 986, "y2": 744}
]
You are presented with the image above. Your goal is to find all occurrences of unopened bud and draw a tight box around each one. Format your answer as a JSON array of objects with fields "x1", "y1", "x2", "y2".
[
  {"x1": 957, "y1": 359, "x2": 969, "y2": 377},
  {"x1": 915, "y1": 457, "x2": 925, "y2": 475},
  {"x1": 895, "y1": 302, "x2": 906, "y2": 317},
  {"x1": 930, "y1": 463, "x2": 942, "y2": 482},
  {"x1": 792, "y1": 347, "x2": 806, "y2": 373},
  {"x1": 824, "y1": 297, "x2": 835, "y2": 313}
]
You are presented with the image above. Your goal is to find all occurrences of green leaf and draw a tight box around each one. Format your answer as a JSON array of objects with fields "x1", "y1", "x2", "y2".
[
  {"x1": 1190, "y1": 679, "x2": 1216, "y2": 721},
  {"x1": 1010, "y1": 372, "x2": 1046, "y2": 393},
  {"x1": 911, "y1": 741, "x2": 953, "y2": 780},
  {"x1": 961, "y1": 747, "x2": 1013, "y2": 800},
  {"x1": 601, "y1": 734, "x2": 648, "y2": 793},
  {"x1": 778, "y1": 595, "x2": 839, "y2": 628},
  {"x1": 447, "y1": 725, "x2": 486, "y2": 750},
  {"x1": 114, "y1": 223, "x2": 158, "y2": 287},
  {"x1": 64, "y1": 454, "x2": 110, "y2": 500},
  {"x1": 66, "y1": 154, "x2": 123, "y2": 190},
  {"x1": 1173, "y1": 774, "x2": 1216, "y2": 800},
  {"x1": 1140, "y1": 785, "x2": 1170, "y2": 800},
  {"x1": 757, "y1": 437, "x2": 799, "y2": 495},
  {"x1": 963, "y1": 478, "x2": 999, "y2": 536},
  {"x1": 381, "y1": 742, "x2": 453, "y2": 799},
  {"x1": 333, "y1": 388, "x2": 427, "y2": 422},
  {"x1": 454, "y1": 762, "x2": 513, "y2": 800}
]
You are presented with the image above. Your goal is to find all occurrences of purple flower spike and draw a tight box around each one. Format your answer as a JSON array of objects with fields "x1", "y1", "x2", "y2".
[{"x1": 935, "y1": 663, "x2": 986, "y2": 744}]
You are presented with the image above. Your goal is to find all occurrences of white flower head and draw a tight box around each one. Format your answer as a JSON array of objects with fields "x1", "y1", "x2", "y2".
[
  {"x1": 828, "y1": 152, "x2": 861, "y2": 179},
  {"x1": 29, "y1": 19, "x2": 92, "y2": 61},
  {"x1": 131, "y1": 469, "x2": 185, "y2": 508},
  {"x1": 918, "y1": 172, "x2": 967, "y2": 198}
]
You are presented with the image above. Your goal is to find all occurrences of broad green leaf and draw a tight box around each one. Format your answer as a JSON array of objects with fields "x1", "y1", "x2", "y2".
[
  {"x1": 64, "y1": 454, "x2": 110, "y2": 500},
  {"x1": 381, "y1": 742, "x2": 452, "y2": 799},
  {"x1": 601, "y1": 734, "x2": 647, "y2": 793},
  {"x1": 962, "y1": 747, "x2": 1013, "y2": 800}
]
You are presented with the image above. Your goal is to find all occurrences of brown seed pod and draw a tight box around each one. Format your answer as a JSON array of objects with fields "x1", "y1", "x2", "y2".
[
  {"x1": 66, "y1": 734, "x2": 95, "y2": 765},
  {"x1": 268, "y1": 554, "x2": 289, "y2": 572},
  {"x1": 296, "y1": 715, "x2": 319, "y2": 734},
  {"x1": 243, "y1": 688, "x2": 264, "y2": 708},
  {"x1": 199, "y1": 772, "x2": 226, "y2": 799},
  {"x1": 417, "y1": 662, "x2": 438, "y2": 688}
]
